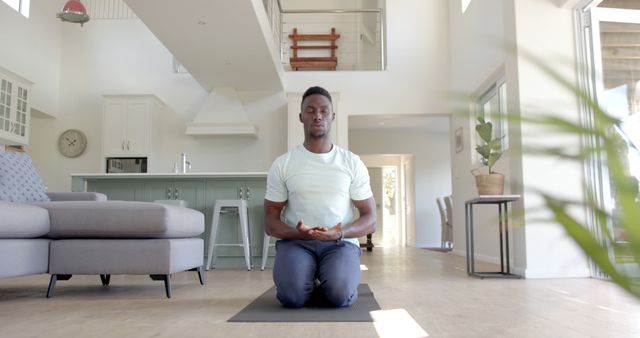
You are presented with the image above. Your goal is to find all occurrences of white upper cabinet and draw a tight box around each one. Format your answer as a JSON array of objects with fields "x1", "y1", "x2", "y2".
[
  {"x1": 102, "y1": 95, "x2": 162, "y2": 157},
  {"x1": 0, "y1": 67, "x2": 32, "y2": 145},
  {"x1": 125, "y1": 99, "x2": 153, "y2": 155}
]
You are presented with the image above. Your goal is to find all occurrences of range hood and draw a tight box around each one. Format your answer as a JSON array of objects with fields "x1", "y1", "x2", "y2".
[{"x1": 185, "y1": 87, "x2": 257, "y2": 136}]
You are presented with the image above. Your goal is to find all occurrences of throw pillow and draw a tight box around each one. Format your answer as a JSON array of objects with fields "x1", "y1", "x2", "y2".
[{"x1": 0, "y1": 151, "x2": 50, "y2": 202}]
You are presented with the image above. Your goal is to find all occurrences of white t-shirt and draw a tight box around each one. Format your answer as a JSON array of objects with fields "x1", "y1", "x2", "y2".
[{"x1": 265, "y1": 144, "x2": 373, "y2": 246}]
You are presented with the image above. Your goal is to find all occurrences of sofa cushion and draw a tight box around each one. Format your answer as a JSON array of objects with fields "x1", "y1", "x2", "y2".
[
  {"x1": 34, "y1": 201, "x2": 204, "y2": 239},
  {"x1": 0, "y1": 239, "x2": 50, "y2": 278},
  {"x1": 0, "y1": 202, "x2": 50, "y2": 238},
  {"x1": 46, "y1": 192, "x2": 108, "y2": 202},
  {"x1": 0, "y1": 152, "x2": 50, "y2": 203}
]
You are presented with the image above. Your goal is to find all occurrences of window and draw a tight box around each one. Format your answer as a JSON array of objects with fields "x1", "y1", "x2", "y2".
[
  {"x1": 461, "y1": 0, "x2": 471, "y2": 14},
  {"x1": 172, "y1": 57, "x2": 189, "y2": 74},
  {"x1": 475, "y1": 78, "x2": 509, "y2": 165},
  {"x1": 0, "y1": 66, "x2": 31, "y2": 145},
  {"x1": 1, "y1": 0, "x2": 30, "y2": 18}
]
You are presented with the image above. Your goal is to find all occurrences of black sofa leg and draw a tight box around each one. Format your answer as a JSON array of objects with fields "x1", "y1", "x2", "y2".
[
  {"x1": 46, "y1": 275, "x2": 56, "y2": 298},
  {"x1": 189, "y1": 266, "x2": 205, "y2": 285},
  {"x1": 47, "y1": 274, "x2": 72, "y2": 298},
  {"x1": 149, "y1": 274, "x2": 172, "y2": 298},
  {"x1": 197, "y1": 266, "x2": 205, "y2": 285},
  {"x1": 100, "y1": 274, "x2": 111, "y2": 286}
]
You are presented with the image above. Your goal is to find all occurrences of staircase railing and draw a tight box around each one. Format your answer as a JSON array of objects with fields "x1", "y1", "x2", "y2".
[
  {"x1": 84, "y1": 0, "x2": 137, "y2": 19},
  {"x1": 264, "y1": 0, "x2": 386, "y2": 71}
]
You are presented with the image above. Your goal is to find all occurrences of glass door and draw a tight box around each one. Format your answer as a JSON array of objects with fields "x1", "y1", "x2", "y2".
[{"x1": 579, "y1": 3, "x2": 640, "y2": 277}]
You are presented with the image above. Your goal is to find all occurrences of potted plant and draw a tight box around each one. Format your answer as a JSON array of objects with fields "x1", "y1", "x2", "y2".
[{"x1": 472, "y1": 117, "x2": 505, "y2": 195}]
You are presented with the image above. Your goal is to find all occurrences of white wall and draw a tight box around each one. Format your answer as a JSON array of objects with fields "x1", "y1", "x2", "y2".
[
  {"x1": 27, "y1": 18, "x2": 287, "y2": 192},
  {"x1": 0, "y1": 0, "x2": 63, "y2": 117},
  {"x1": 349, "y1": 126, "x2": 452, "y2": 247},
  {"x1": 449, "y1": 0, "x2": 591, "y2": 277},
  {"x1": 506, "y1": 0, "x2": 590, "y2": 278},
  {"x1": 448, "y1": 0, "x2": 512, "y2": 264}
]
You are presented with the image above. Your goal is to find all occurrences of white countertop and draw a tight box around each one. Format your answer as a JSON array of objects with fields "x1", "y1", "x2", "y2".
[{"x1": 71, "y1": 172, "x2": 268, "y2": 178}]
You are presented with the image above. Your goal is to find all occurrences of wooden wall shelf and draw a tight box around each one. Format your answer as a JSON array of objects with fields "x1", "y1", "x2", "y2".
[{"x1": 289, "y1": 27, "x2": 340, "y2": 71}]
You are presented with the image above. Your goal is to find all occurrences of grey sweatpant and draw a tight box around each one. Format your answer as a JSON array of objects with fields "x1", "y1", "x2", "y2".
[{"x1": 272, "y1": 239, "x2": 362, "y2": 308}]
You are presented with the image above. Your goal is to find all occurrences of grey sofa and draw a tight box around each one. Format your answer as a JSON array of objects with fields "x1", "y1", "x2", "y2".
[
  {"x1": 0, "y1": 152, "x2": 205, "y2": 298},
  {"x1": 1, "y1": 193, "x2": 206, "y2": 298}
]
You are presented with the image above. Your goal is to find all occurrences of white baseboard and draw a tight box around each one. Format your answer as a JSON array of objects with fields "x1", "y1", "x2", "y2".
[
  {"x1": 451, "y1": 249, "x2": 466, "y2": 257},
  {"x1": 511, "y1": 266, "x2": 526, "y2": 276},
  {"x1": 415, "y1": 242, "x2": 442, "y2": 248},
  {"x1": 519, "y1": 267, "x2": 591, "y2": 279}
]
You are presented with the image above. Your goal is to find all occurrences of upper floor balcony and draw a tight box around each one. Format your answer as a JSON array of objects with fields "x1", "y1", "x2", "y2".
[{"x1": 264, "y1": 0, "x2": 386, "y2": 72}]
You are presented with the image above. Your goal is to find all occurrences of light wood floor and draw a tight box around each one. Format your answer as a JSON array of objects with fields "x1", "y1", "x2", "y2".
[{"x1": 1, "y1": 247, "x2": 639, "y2": 338}]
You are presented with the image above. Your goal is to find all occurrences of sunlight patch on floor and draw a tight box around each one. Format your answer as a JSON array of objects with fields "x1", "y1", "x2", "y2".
[
  {"x1": 597, "y1": 305, "x2": 623, "y2": 313},
  {"x1": 564, "y1": 296, "x2": 590, "y2": 305},
  {"x1": 360, "y1": 264, "x2": 369, "y2": 271},
  {"x1": 370, "y1": 309, "x2": 428, "y2": 338}
]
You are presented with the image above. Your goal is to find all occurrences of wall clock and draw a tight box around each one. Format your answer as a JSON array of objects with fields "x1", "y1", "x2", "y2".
[{"x1": 58, "y1": 129, "x2": 88, "y2": 158}]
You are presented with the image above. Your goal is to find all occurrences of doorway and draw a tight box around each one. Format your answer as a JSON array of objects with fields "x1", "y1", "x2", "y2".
[{"x1": 359, "y1": 154, "x2": 415, "y2": 248}]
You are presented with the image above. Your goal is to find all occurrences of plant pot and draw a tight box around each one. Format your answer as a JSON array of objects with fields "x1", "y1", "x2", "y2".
[{"x1": 473, "y1": 171, "x2": 504, "y2": 195}]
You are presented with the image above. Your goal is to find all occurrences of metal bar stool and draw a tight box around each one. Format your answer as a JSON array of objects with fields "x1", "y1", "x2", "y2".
[
  {"x1": 260, "y1": 233, "x2": 276, "y2": 270},
  {"x1": 206, "y1": 199, "x2": 251, "y2": 271}
]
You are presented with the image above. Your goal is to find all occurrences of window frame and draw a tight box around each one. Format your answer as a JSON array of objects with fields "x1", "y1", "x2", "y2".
[
  {"x1": 1, "y1": 0, "x2": 30, "y2": 18},
  {"x1": 472, "y1": 76, "x2": 509, "y2": 166}
]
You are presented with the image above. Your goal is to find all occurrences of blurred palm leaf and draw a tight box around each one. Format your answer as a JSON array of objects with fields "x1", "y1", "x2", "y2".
[{"x1": 517, "y1": 50, "x2": 640, "y2": 299}]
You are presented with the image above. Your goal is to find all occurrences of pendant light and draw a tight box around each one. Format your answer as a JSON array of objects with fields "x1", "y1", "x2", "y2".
[{"x1": 57, "y1": 0, "x2": 90, "y2": 26}]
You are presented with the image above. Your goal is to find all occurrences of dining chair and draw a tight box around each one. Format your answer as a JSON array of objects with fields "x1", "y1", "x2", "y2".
[
  {"x1": 444, "y1": 195, "x2": 453, "y2": 248},
  {"x1": 436, "y1": 197, "x2": 449, "y2": 249}
]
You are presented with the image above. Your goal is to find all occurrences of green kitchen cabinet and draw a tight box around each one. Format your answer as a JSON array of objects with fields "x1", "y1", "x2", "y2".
[{"x1": 142, "y1": 180, "x2": 206, "y2": 211}]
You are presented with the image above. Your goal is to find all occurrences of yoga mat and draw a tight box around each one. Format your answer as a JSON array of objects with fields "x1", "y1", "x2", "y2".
[{"x1": 228, "y1": 284, "x2": 380, "y2": 322}]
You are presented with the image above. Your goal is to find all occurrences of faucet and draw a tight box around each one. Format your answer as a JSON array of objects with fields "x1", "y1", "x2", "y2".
[{"x1": 181, "y1": 153, "x2": 191, "y2": 173}]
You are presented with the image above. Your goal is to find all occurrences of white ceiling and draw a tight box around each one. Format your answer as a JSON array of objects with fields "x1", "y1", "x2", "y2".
[
  {"x1": 349, "y1": 115, "x2": 450, "y2": 132},
  {"x1": 124, "y1": 0, "x2": 283, "y2": 91}
]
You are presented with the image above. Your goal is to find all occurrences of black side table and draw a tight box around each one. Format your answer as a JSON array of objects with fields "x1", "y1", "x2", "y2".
[{"x1": 465, "y1": 195, "x2": 522, "y2": 279}]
